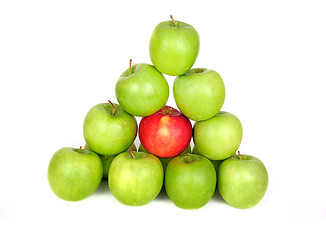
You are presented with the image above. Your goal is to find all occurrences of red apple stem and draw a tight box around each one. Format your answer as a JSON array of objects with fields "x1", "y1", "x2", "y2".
[
  {"x1": 186, "y1": 153, "x2": 190, "y2": 163},
  {"x1": 170, "y1": 15, "x2": 177, "y2": 27},
  {"x1": 129, "y1": 59, "x2": 132, "y2": 74},
  {"x1": 108, "y1": 100, "x2": 115, "y2": 115},
  {"x1": 238, "y1": 151, "x2": 242, "y2": 160},
  {"x1": 129, "y1": 149, "x2": 135, "y2": 159}
]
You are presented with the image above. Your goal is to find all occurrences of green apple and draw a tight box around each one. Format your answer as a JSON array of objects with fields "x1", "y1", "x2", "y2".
[
  {"x1": 83, "y1": 101, "x2": 137, "y2": 156},
  {"x1": 138, "y1": 144, "x2": 191, "y2": 171},
  {"x1": 218, "y1": 152, "x2": 268, "y2": 209},
  {"x1": 193, "y1": 111, "x2": 243, "y2": 160},
  {"x1": 192, "y1": 145, "x2": 223, "y2": 174},
  {"x1": 115, "y1": 60, "x2": 169, "y2": 117},
  {"x1": 109, "y1": 151, "x2": 164, "y2": 206},
  {"x1": 85, "y1": 143, "x2": 136, "y2": 179},
  {"x1": 48, "y1": 147, "x2": 103, "y2": 201},
  {"x1": 149, "y1": 15, "x2": 200, "y2": 76},
  {"x1": 173, "y1": 68, "x2": 225, "y2": 121},
  {"x1": 165, "y1": 153, "x2": 216, "y2": 209}
]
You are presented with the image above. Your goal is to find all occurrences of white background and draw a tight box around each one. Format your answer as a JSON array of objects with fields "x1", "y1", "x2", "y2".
[{"x1": 1, "y1": 0, "x2": 325, "y2": 239}]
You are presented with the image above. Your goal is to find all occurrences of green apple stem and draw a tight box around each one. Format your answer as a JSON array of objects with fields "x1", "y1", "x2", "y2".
[
  {"x1": 129, "y1": 59, "x2": 132, "y2": 74},
  {"x1": 108, "y1": 100, "x2": 115, "y2": 115},
  {"x1": 129, "y1": 149, "x2": 135, "y2": 159},
  {"x1": 198, "y1": 69, "x2": 202, "y2": 73},
  {"x1": 186, "y1": 152, "x2": 190, "y2": 163},
  {"x1": 238, "y1": 151, "x2": 242, "y2": 160},
  {"x1": 170, "y1": 15, "x2": 177, "y2": 27},
  {"x1": 79, "y1": 146, "x2": 82, "y2": 152}
]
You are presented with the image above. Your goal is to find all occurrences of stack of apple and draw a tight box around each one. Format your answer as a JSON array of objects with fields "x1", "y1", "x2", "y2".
[{"x1": 48, "y1": 15, "x2": 268, "y2": 210}]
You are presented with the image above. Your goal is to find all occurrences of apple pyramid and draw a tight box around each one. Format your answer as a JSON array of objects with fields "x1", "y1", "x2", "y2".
[{"x1": 48, "y1": 15, "x2": 268, "y2": 210}]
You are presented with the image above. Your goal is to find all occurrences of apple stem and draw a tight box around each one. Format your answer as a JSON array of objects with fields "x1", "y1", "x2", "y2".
[
  {"x1": 108, "y1": 100, "x2": 115, "y2": 115},
  {"x1": 198, "y1": 69, "x2": 202, "y2": 73},
  {"x1": 129, "y1": 149, "x2": 135, "y2": 159},
  {"x1": 186, "y1": 153, "x2": 190, "y2": 163},
  {"x1": 238, "y1": 151, "x2": 242, "y2": 160},
  {"x1": 170, "y1": 15, "x2": 177, "y2": 27},
  {"x1": 129, "y1": 59, "x2": 132, "y2": 74},
  {"x1": 79, "y1": 146, "x2": 82, "y2": 152}
]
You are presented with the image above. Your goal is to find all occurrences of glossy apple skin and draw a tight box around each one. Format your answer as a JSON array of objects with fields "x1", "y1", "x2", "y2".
[
  {"x1": 218, "y1": 154, "x2": 268, "y2": 209},
  {"x1": 83, "y1": 102, "x2": 137, "y2": 156},
  {"x1": 165, "y1": 154, "x2": 216, "y2": 209},
  {"x1": 149, "y1": 19, "x2": 200, "y2": 76},
  {"x1": 173, "y1": 68, "x2": 225, "y2": 121},
  {"x1": 85, "y1": 143, "x2": 136, "y2": 179},
  {"x1": 192, "y1": 145, "x2": 223, "y2": 174},
  {"x1": 193, "y1": 111, "x2": 243, "y2": 160},
  {"x1": 139, "y1": 143, "x2": 191, "y2": 171},
  {"x1": 139, "y1": 106, "x2": 192, "y2": 158},
  {"x1": 115, "y1": 63, "x2": 169, "y2": 117},
  {"x1": 109, "y1": 151, "x2": 164, "y2": 206},
  {"x1": 48, "y1": 147, "x2": 103, "y2": 201}
]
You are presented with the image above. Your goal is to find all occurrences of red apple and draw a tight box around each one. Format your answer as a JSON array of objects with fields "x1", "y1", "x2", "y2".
[{"x1": 139, "y1": 106, "x2": 192, "y2": 158}]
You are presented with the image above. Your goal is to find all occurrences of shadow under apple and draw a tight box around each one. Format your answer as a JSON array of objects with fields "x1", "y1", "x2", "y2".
[{"x1": 93, "y1": 179, "x2": 110, "y2": 195}]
